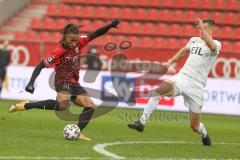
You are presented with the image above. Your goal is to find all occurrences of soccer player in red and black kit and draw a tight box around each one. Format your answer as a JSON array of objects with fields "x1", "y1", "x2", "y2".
[{"x1": 9, "y1": 20, "x2": 120, "y2": 140}]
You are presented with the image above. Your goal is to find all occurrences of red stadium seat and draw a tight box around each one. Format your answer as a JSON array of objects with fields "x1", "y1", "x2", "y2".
[
  {"x1": 166, "y1": 38, "x2": 179, "y2": 49},
  {"x1": 46, "y1": 3, "x2": 58, "y2": 16},
  {"x1": 196, "y1": 11, "x2": 210, "y2": 19},
  {"x1": 142, "y1": 37, "x2": 153, "y2": 48},
  {"x1": 199, "y1": 0, "x2": 214, "y2": 10},
  {"x1": 14, "y1": 31, "x2": 27, "y2": 41},
  {"x1": 221, "y1": 41, "x2": 233, "y2": 53},
  {"x1": 227, "y1": 0, "x2": 239, "y2": 11},
  {"x1": 211, "y1": 12, "x2": 224, "y2": 24},
  {"x1": 30, "y1": 17, "x2": 42, "y2": 29},
  {"x1": 125, "y1": 0, "x2": 138, "y2": 6},
  {"x1": 223, "y1": 12, "x2": 237, "y2": 25},
  {"x1": 145, "y1": 9, "x2": 159, "y2": 21},
  {"x1": 80, "y1": 19, "x2": 92, "y2": 32},
  {"x1": 68, "y1": 19, "x2": 79, "y2": 25},
  {"x1": 83, "y1": 6, "x2": 95, "y2": 18},
  {"x1": 128, "y1": 36, "x2": 140, "y2": 48},
  {"x1": 115, "y1": 35, "x2": 127, "y2": 43},
  {"x1": 182, "y1": 24, "x2": 196, "y2": 37},
  {"x1": 135, "y1": 8, "x2": 146, "y2": 20},
  {"x1": 213, "y1": 26, "x2": 221, "y2": 39},
  {"x1": 158, "y1": 10, "x2": 171, "y2": 22},
  {"x1": 138, "y1": 0, "x2": 149, "y2": 7},
  {"x1": 58, "y1": 5, "x2": 70, "y2": 17},
  {"x1": 173, "y1": 0, "x2": 187, "y2": 8},
  {"x1": 155, "y1": 23, "x2": 168, "y2": 35},
  {"x1": 148, "y1": 0, "x2": 160, "y2": 7},
  {"x1": 236, "y1": 14, "x2": 240, "y2": 26},
  {"x1": 179, "y1": 38, "x2": 189, "y2": 48},
  {"x1": 42, "y1": 18, "x2": 54, "y2": 30},
  {"x1": 213, "y1": 0, "x2": 226, "y2": 10},
  {"x1": 55, "y1": 18, "x2": 67, "y2": 30},
  {"x1": 234, "y1": 28, "x2": 240, "y2": 40},
  {"x1": 118, "y1": 21, "x2": 131, "y2": 34},
  {"x1": 185, "y1": 11, "x2": 196, "y2": 23},
  {"x1": 70, "y1": 6, "x2": 83, "y2": 17},
  {"x1": 111, "y1": 0, "x2": 125, "y2": 5},
  {"x1": 153, "y1": 37, "x2": 166, "y2": 49},
  {"x1": 92, "y1": 20, "x2": 106, "y2": 31},
  {"x1": 130, "y1": 22, "x2": 143, "y2": 35},
  {"x1": 108, "y1": 7, "x2": 121, "y2": 19},
  {"x1": 143, "y1": 23, "x2": 156, "y2": 35},
  {"x1": 122, "y1": 8, "x2": 134, "y2": 20},
  {"x1": 39, "y1": 32, "x2": 51, "y2": 42},
  {"x1": 167, "y1": 24, "x2": 182, "y2": 36},
  {"x1": 95, "y1": 7, "x2": 107, "y2": 18},
  {"x1": 220, "y1": 27, "x2": 233, "y2": 39},
  {"x1": 188, "y1": 0, "x2": 199, "y2": 9},
  {"x1": 159, "y1": 0, "x2": 172, "y2": 8},
  {"x1": 232, "y1": 41, "x2": 240, "y2": 53},
  {"x1": 26, "y1": 31, "x2": 38, "y2": 40},
  {"x1": 171, "y1": 10, "x2": 184, "y2": 22}
]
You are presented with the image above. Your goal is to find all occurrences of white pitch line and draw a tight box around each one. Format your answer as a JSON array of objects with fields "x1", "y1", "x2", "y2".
[
  {"x1": 93, "y1": 141, "x2": 240, "y2": 160},
  {"x1": 0, "y1": 157, "x2": 91, "y2": 160}
]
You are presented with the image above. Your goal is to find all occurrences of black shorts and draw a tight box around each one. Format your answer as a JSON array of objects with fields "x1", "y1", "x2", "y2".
[{"x1": 55, "y1": 84, "x2": 87, "y2": 96}]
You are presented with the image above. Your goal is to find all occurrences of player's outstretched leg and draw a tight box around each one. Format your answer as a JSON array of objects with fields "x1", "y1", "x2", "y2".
[
  {"x1": 9, "y1": 100, "x2": 62, "y2": 113},
  {"x1": 190, "y1": 111, "x2": 211, "y2": 146}
]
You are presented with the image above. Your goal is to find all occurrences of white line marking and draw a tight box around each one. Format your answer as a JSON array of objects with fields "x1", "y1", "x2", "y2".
[
  {"x1": 93, "y1": 141, "x2": 240, "y2": 160},
  {"x1": 0, "y1": 157, "x2": 91, "y2": 160}
]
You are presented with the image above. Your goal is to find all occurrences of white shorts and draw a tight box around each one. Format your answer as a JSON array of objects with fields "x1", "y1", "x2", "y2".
[{"x1": 170, "y1": 73, "x2": 204, "y2": 113}]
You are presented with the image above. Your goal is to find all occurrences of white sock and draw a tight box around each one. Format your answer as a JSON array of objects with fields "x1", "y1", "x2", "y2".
[
  {"x1": 197, "y1": 122, "x2": 207, "y2": 138},
  {"x1": 140, "y1": 94, "x2": 161, "y2": 125}
]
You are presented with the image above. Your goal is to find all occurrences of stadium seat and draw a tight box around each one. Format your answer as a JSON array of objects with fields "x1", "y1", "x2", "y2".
[
  {"x1": 220, "y1": 27, "x2": 233, "y2": 39},
  {"x1": 138, "y1": 0, "x2": 150, "y2": 7},
  {"x1": 128, "y1": 36, "x2": 140, "y2": 48},
  {"x1": 236, "y1": 14, "x2": 240, "y2": 26},
  {"x1": 166, "y1": 38, "x2": 179, "y2": 49},
  {"x1": 51, "y1": 32, "x2": 62, "y2": 43},
  {"x1": 211, "y1": 12, "x2": 224, "y2": 24},
  {"x1": 213, "y1": 0, "x2": 226, "y2": 10},
  {"x1": 80, "y1": 19, "x2": 92, "y2": 32},
  {"x1": 46, "y1": 3, "x2": 58, "y2": 16},
  {"x1": 148, "y1": 0, "x2": 160, "y2": 7},
  {"x1": 173, "y1": 0, "x2": 187, "y2": 9},
  {"x1": 108, "y1": 7, "x2": 121, "y2": 19},
  {"x1": 58, "y1": 5, "x2": 70, "y2": 17},
  {"x1": 221, "y1": 41, "x2": 233, "y2": 53},
  {"x1": 171, "y1": 10, "x2": 184, "y2": 22},
  {"x1": 227, "y1": 0, "x2": 239, "y2": 11},
  {"x1": 115, "y1": 35, "x2": 127, "y2": 43},
  {"x1": 188, "y1": 0, "x2": 199, "y2": 9},
  {"x1": 158, "y1": 10, "x2": 171, "y2": 22},
  {"x1": 234, "y1": 28, "x2": 240, "y2": 40},
  {"x1": 232, "y1": 41, "x2": 240, "y2": 53},
  {"x1": 179, "y1": 38, "x2": 189, "y2": 47},
  {"x1": 213, "y1": 26, "x2": 222, "y2": 39},
  {"x1": 14, "y1": 31, "x2": 27, "y2": 41},
  {"x1": 196, "y1": 11, "x2": 210, "y2": 20},
  {"x1": 68, "y1": 19, "x2": 79, "y2": 25},
  {"x1": 223, "y1": 12, "x2": 237, "y2": 25},
  {"x1": 95, "y1": 7, "x2": 107, "y2": 19},
  {"x1": 199, "y1": 0, "x2": 214, "y2": 10},
  {"x1": 143, "y1": 22, "x2": 156, "y2": 35},
  {"x1": 118, "y1": 21, "x2": 131, "y2": 34},
  {"x1": 145, "y1": 9, "x2": 159, "y2": 21},
  {"x1": 55, "y1": 18, "x2": 67, "y2": 30},
  {"x1": 122, "y1": 8, "x2": 134, "y2": 20},
  {"x1": 135, "y1": 8, "x2": 146, "y2": 20},
  {"x1": 39, "y1": 32, "x2": 51, "y2": 42},
  {"x1": 153, "y1": 37, "x2": 166, "y2": 49},
  {"x1": 84, "y1": 6, "x2": 95, "y2": 18},
  {"x1": 42, "y1": 18, "x2": 54, "y2": 30},
  {"x1": 70, "y1": 6, "x2": 83, "y2": 17},
  {"x1": 142, "y1": 37, "x2": 153, "y2": 48},
  {"x1": 130, "y1": 22, "x2": 143, "y2": 35},
  {"x1": 30, "y1": 17, "x2": 42, "y2": 29},
  {"x1": 158, "y1": 0, "x2": 173, "y2": 8},
  {"x1": 155, "y1": 23, "x2": 168, "y2": 35},
  {"x1": 167, "y1": 24, "x2": 182, "y2": 36},
  {"x1": 185, "y1": 11, "x2": 196, "y2": 23},
  {"x1": 182, "y1": 24, "x2": 195, "y2": 37},
  {"x1": 92, "y1": 20, "x2": 105, "y2": 29}
]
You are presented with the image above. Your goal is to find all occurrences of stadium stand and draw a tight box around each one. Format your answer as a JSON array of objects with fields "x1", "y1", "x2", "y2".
[{"x1": 0, "y1": 0, "x2": 239, "y2": 52}]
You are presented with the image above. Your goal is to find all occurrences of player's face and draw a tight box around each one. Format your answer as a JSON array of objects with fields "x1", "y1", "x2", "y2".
[
  {"x1": 200, "y1": 23, "x2": 213, "y2": 38},
  {"x1": 64, "y1": 33, "x2": 79, "y2": 49}
]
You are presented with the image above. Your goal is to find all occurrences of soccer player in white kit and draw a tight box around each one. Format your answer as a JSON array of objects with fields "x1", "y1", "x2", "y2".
[{"x1": 128, "y1": 18, "x2": 221, "y2": 146}]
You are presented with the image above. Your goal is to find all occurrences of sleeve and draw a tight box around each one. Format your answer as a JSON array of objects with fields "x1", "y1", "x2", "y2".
[
  {"x1": 43, "y1": 46, "x2": 65, "y2": 68},
  {"x1": 213, "y1": 40, "x2": 221, "y2": 55},
  {"x1": 186, "y1": 38, "x2": 193, "y2": 51},
  {"x1": 78, "y1": 35, "x2": 90, "y2": 47}
]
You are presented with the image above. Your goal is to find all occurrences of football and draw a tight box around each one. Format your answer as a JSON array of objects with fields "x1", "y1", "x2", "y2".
[{"x1": 63, "y1": 124, "x2": 81, "y2": 140}]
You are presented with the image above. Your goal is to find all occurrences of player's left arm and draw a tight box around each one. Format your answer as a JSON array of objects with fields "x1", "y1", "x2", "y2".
[
  {"x1": 88, "y1": 20, "x2": 119, "y2": 41},
  {"x1": 195, "y1": 18, "x2": 217, "y2": 53}
]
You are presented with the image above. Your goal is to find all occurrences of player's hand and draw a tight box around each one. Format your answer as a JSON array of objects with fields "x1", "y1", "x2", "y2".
[
  {"x1": 195, "y1": 18, "x2": 204, "y2": 29},
  {"x1": 25, "y1": 82, "x2": 35, "y2": 94},
  {"x1": 111, "y1": 20, "x2": 120, "y2": 28},
  {"x1": 162, "y1": 61, "x2": 171, "y2": 69}
]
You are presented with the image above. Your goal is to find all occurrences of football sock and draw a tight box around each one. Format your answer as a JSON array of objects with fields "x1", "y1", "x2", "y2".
[
  {"x1": 24, "y1": 100, "x2": 60, "y2": 110},
  {"x1": 78, "y1": 107, "x2": 95, "y2": 131},
  {"x1": 197, "y1": 122, "x2": 207, "y2": 138},
  {"x1": 140, "y1": 93, "x2": 161, "y2": 125}
]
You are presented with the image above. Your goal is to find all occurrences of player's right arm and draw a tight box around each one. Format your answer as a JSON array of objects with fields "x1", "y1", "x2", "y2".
[
  {"x1": 165, "y1": 47, "x2": 188, "y2": 67},
  {"x1": 25, "y1": 46, "x2": 65, "y2": 94}
]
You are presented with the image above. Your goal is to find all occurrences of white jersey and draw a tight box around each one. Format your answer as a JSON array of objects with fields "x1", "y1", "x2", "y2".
[{"x1": 179, "y1": 37, "x2": 221, "y2": 85}]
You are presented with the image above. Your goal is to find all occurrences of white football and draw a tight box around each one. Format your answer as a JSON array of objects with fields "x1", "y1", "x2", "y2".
[{"x1": 63, "y1": 124, "x2": 81, "y2": 140}]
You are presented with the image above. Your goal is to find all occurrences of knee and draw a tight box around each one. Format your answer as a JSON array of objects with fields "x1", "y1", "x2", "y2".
[
  {"x1": 57, "y1": 99, "x2": 70, "y2": 111},
  {"x1": 190, "y1": 123, "x2": 199, "y2": 132}
]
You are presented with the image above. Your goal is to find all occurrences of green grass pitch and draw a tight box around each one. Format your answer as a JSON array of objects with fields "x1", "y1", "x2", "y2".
[{"x1": 0, "y1": 100, "x2": 240, "y2": 159}]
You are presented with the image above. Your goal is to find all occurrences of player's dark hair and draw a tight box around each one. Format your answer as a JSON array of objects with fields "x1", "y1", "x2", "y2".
[
  {"x1": 59, "y1": 23, "x2": 80, "y2": 44},
  {"x1": 203, "y1": 18, "x2": 215, "y2": 26}
]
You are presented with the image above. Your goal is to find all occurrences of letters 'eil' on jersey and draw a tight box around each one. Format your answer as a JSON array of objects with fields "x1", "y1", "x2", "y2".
[
  {"x1": 43, "y1": 35, "x2": 90, "y2": 85},
  {"x1": 180, "y1": 37, "x2": 221, "y2": 85}
]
